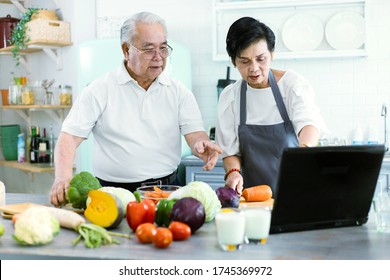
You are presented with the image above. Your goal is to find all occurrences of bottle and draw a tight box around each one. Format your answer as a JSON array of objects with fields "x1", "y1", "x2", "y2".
[
  {"x1": 49, "y1": 124, "x2": 55, "y2": 166},
  {"x1": 367, "y1": 127, "x2": 379, "y2": 145},
  {"x1": 17, "y1": 133, "x2": 26, "y2": 163},
  {"x1": 352, "y1": 126, "x2": 364, "y2": 145},
  {"x1": 8, "y1": 72, "x2": 17, "y2": 105},
  {"x1": 0, "y1": 180, "x2": 5, "y2": 207},
  {"x1": 19, "y1": 76, "x2": 27, "y2": 104},
  {"x1": 38, "y1": 128, "x2": 50, "y2": 163},
  {"x1": 30, "y1": 126, "x2": 39, "y2": 164}
]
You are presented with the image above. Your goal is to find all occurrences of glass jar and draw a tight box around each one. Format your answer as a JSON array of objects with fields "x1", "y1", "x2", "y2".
[
  {"x1": 22, "y1": 85, "x2": 35, "y2": 105},
  {"x1": 58, "y1": 85, "x2": 72, "y2": 106},
  {"x1": 31, "y1": 81, "x2": 45, "y2": 105}
]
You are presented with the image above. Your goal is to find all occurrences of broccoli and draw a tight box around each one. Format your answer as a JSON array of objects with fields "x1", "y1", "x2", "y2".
[{"x1": 67, "y1": 171, "x2": 101, "y2": 209}]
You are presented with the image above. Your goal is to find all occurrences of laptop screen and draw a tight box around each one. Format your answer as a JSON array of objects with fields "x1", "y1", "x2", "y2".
[{"x1": 270, "y1": 145, "x2": 385, "y2": 233}]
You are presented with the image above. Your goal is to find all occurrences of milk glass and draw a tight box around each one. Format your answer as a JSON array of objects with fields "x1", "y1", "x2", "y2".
[
  {"x1": 241, "y1": 205, "x2": 271, "y2": 244},
  {"x1": 373, "y1": 192, "x2": 390, "y2": 233},
  {"x1": 215, "y1": 208, "x2": 246, "y2": 251}
]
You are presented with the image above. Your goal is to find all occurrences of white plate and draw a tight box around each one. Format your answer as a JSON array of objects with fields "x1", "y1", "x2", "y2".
[
  {"x1": 325, "y1": 11, "x2": 365, "y2": 50},
  {"x1": 282, "y1": 13, "x2": 324, "y2": 52}
]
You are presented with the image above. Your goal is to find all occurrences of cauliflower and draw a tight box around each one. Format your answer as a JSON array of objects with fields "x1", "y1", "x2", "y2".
[
  {"x1": 67, "y1": 171, "x2": 101, "y2": 209},
  {"x1": 13, "y1": 207, "x2": 60, "y2": 246}
]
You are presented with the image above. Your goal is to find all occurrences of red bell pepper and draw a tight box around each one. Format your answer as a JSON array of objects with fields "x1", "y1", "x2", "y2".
[{"x1": 126, "y1": 191, "x2": 156, "y2": 231}]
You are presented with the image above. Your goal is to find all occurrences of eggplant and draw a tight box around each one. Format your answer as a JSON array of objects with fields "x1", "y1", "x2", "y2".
[
  {"x1": 215, "y1": 187, "x2": 239, "y2": 208},
  {"x1": 169, "y1": 197, "x2": 205, "y2": 233}
]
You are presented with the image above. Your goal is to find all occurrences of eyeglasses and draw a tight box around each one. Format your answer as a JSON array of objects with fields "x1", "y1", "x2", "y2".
[{"x1": 130, "y1": 44, "x2": 173, "y2": 59}]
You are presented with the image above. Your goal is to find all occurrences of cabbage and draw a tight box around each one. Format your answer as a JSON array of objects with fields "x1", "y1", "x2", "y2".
[
  {"x1": 168, "y1": 181, "x2": 221, "y2": 222},
  {"x1": 86, "y1": 187, "x2": 135, "y2": 215}
]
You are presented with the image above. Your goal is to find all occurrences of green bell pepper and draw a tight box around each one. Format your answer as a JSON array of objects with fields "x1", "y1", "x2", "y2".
[{"x1": 155, "y1": 198, "x2": 176, "y2": 227}]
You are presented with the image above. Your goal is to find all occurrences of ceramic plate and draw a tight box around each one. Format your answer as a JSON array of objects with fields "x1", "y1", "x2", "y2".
[
  {"x1": 282, "y1": 13, "x2": 324, "y2": 52},
  {"x1": 325, "y1": 11, "x2": 365, "y2": 50}
]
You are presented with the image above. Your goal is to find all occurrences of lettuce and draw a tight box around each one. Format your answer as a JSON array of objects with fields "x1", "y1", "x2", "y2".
[{"x1": 169, "y1": 181, "x2": 221, "y2": 222}]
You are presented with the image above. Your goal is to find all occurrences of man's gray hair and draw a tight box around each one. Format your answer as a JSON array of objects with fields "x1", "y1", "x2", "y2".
[{"x1": 120, "y1": 12, "x2": 167, "y2": 46}]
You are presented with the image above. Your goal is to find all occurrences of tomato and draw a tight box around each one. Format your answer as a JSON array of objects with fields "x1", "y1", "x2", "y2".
[
  {"x1": 168, "y1": 221, "x2": 191, "y2": 241},
  {"x1": 135, "y1": 223, "x2": 157, "y2": 244},
  {"x1": 152, "y1": 227, "x2": 173, "y2": 248}
]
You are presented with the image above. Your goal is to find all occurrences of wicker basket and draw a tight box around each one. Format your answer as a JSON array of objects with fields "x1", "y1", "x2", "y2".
[{"x1": 26, "y1": 19, "x2": 71, "y2": 43}]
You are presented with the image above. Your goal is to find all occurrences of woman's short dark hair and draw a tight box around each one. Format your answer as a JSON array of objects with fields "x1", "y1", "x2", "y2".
[{"x1": 226, "y1": 17, "x2": 275, "y2": 64}]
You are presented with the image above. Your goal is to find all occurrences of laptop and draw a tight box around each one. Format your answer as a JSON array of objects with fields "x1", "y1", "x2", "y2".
[{"x1": 270, "y1": 144, "x2": 385, "y2": 234}]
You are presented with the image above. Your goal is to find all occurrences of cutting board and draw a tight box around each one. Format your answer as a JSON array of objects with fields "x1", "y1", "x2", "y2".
[
  {"x1": 0, "y1": 203, "x2": 45, "y2": 215},
  {"x1": 0, "y1": 203, "x2": 83, "y2": 219},
  {"x1": 239, "y1": 198, "x2": 274, "y2": 209}
]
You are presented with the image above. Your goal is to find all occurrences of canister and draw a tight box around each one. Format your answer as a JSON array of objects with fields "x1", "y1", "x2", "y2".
[
  {"x1": 0, "y1": 15, "x2": 20, "y2": 49},
  {"x1": 58, "y1": 85, "x2": 72, "y2": 105}
]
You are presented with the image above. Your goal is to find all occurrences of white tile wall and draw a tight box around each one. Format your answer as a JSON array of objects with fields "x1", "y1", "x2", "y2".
[{"x1": 96, "y1": 0, "x2": 390, "y2": 144}]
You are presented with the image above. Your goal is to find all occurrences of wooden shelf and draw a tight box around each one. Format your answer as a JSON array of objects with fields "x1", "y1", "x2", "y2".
[
  {"x1": 0, "y1": 40, "x2": 73, "y2": 54},
  {"x1": 0, "y1": 105, "x2": 71, "y2": 110},
  {"x1": 0, "y1": 160, "x2": 54, "y2": 173},
  {"x1": 0, "y1": 40, "x2": 73, "y2": 71},
  {"x1": 0, "y1": 105, "x2": 71, "y2": 127}
]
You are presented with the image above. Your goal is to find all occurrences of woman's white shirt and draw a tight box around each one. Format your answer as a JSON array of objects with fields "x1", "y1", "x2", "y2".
[{"x1": 216, "y1": 69, "x2": 328, "y2": 158}]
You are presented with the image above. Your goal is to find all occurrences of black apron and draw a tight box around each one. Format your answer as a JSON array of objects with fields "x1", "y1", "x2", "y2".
[{"x1": 238, "y1": 70, "x2": 298, "y2": 191}]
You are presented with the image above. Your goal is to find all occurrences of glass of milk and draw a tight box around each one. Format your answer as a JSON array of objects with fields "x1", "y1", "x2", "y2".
[
  {"x1": 215, "y1": 208, "x2": 246, "y2": 251},
  {"x1": 241, "y1": 205, "x2": 272, "y2": 244}
]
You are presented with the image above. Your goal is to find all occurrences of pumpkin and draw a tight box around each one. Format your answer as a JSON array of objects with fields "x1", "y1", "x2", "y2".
[{"x1": 84, "y1": 190, "x2": 124, "y2": 229}]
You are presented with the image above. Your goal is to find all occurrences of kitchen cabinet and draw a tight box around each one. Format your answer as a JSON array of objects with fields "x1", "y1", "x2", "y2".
[
  {"x1": 181, "y1": 155, "x2": 225, "y2": 189},
  {"x1": 0, "y1": 0, "x2": 72, "y2": 71},
  {"x1": 212, "y1": 0, "x2": 367, "y2": 61},
  {"x1": 0, "y1": 105, "x2": 71, "y2": 174}
]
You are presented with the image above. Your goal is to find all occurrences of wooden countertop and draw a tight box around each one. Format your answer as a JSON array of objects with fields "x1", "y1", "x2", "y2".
[{"x1": 1, "y1": 193, "x2": 390, "y2": 260}]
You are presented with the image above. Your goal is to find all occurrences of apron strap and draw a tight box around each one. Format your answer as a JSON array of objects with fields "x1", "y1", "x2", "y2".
[
  {"x1": 268, "y1": 70, "x2": 289, "y2": 123},
  {"x1": 239, "y1": 70, "x2": 295, "y2": 132},
  {"x1": 268, "y1": 70, "x2": 296, "y2": 132},
  {"x1": 239, "y1": 80, "x2": 247, "y2": 125}
]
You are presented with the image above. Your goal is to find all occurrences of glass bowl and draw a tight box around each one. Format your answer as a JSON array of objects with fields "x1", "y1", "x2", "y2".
[{"x1": 136, "y1": 185, "x2": 181, "y2": 203}]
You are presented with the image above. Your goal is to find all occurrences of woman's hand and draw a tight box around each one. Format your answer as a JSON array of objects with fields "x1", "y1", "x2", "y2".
[{"x1": 225, "y1": 171, "x2": 244, "y2": 196}]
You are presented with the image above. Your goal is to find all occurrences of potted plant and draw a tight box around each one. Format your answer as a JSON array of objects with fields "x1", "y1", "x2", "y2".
[{"x1": 8, "y1": 7, "x2": 38, "y2": 66}]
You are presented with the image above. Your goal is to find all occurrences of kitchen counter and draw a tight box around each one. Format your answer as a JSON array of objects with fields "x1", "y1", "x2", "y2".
[{"x1": 1, "y1": 193, "x2": 390, "y2": 260}]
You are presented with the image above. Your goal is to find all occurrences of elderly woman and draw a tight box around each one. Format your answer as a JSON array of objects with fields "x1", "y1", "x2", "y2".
[{"x1": 216, "y1": 17, "x2": 328, "y2": 195}]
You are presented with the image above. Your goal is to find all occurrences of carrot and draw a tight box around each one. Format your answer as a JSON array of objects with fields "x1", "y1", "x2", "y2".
[
  {"x1": 242, "y1": 185, "x2": 273, "y2": 202},
  {"x1": 12, "y1": 213, "x2": 21, "y2": 224}
]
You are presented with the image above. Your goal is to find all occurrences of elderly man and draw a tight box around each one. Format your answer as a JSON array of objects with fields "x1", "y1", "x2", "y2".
[{"x1": 50, "y1": 12, "x2": 221, "y2": 206}]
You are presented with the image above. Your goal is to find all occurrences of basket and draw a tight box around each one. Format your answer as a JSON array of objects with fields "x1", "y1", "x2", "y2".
[
  {"x1": 26, "y1": 19, "x2": 71, "y2": 43},
  {"x1": 0, "y1": 124, "x2": 21, "y2": 161}
]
